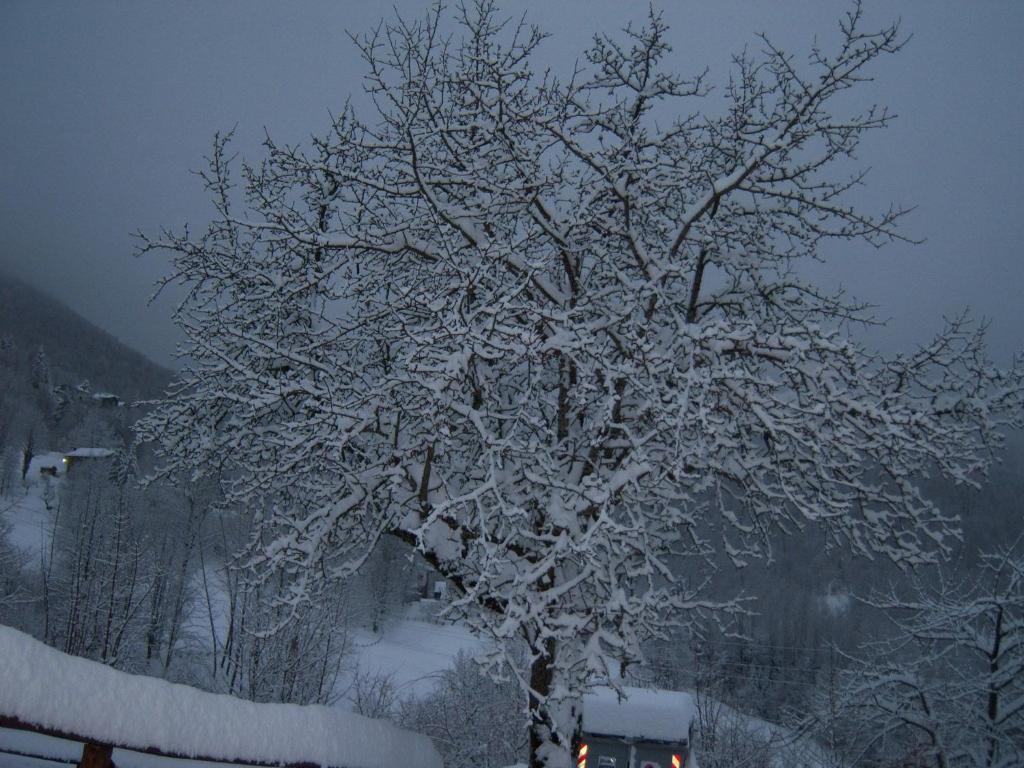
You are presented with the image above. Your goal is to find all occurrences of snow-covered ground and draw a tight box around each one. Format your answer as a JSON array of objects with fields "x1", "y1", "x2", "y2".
[
  {"x1": 340, "y1": 614, "x2": 482, "y2": 701},
  {"x1": 1, "y1": 452, "x2": 63, "y2": 555}
]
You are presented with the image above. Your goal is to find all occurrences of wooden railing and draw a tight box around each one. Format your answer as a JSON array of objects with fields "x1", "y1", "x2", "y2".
[{"x1": 0, "y1": 714, "x2": 318, "y2": 768}]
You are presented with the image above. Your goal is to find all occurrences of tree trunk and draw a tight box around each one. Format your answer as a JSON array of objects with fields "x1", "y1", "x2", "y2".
[
  {"x1": 21, "y1": 429, "x2": 34, "y2": 482},
  {"x1": 528, "y1": 637, "x2": 575, "y2": 768},
  {"x1": 986, "y1": 605, "x2": 1003, "y2": 768}
]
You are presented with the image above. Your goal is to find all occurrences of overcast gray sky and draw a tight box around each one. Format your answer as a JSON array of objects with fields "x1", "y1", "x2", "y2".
[{"x1": 1, "y1": 1, "x2": 1022, "y2": 367}]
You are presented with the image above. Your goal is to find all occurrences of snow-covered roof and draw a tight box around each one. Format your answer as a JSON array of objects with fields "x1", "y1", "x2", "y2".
[
  {"x1": 0, "y1": 626, "x2": 443, "y2": 768},
  {"x1": 582, "y1": 686, "x2": 696, "y2": 744},
  {"x1": 64, "y1": 448, "x2": 115, "y2": 458}
]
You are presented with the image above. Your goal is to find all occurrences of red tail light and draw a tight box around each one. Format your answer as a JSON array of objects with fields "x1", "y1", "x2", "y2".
[{"x1": 671, "y1": 754, "x2": 682, "y2": 768}]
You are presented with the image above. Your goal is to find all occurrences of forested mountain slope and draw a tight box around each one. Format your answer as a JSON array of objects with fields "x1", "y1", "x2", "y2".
[{"x1": 0, "y1": 272, "x2": 171, "y2": 401}]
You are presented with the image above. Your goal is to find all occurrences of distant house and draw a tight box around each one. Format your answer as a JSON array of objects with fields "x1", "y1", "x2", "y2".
[
  {"x1": 413, "y1": 568, "x2": 449, "y2": 602},
  {"x1": 577, "y1": 686, "x2": 697, "y2": 768},
  {"x1": 91, "y1": 392, "x2": 122, "y2": 408},
  {"x1": 25, "y1": 451, "x2": 68, "y2": 481},
  {"x1": 62, "y1": 447, "x2": 115, "y2": 473}
]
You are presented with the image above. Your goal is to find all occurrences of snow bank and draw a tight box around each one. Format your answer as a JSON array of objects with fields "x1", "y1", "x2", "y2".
[
  {"x1": 0, "y1": 626, "x2": 442, "y2": 768},
  {"x1": 582, "y1": 686, "x2": 695, "y2": 743}
]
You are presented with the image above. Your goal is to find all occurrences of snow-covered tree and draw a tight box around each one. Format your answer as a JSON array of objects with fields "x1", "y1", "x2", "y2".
[
  {"x1": 137, "y1": 4, "x2": 1024, "y2": 766},
  {"x1": 836, "y1": 544, "x2": 1024, "y2": 768},
  {"x1": 0, "y1": 503, "x2": 29, "y2": 621},
  {"x1": 351, "y1": 537, "x2": 415, "y2": 633},
  {"x1": 399, "y1": 651, "x2": 527, "y2": 768},
  {"x1": 204, "y1": 561, "x2": 353, "y2": 705},
  {"x1": 30, "y1": 345, "x2": 52, "y2": 393},
  {"x1": 193, "y1": 497, "x2": 354, "y2": 704}
]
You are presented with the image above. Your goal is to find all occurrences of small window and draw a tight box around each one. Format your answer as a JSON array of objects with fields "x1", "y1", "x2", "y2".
[{"x1": 597, "y1": 757, "x2": 616, "y2": 768}]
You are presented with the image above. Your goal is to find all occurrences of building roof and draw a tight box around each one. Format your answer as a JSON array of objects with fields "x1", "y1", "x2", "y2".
[
  {"x1": 582, "y1": 686, "x2": 696, "y2": 744},
  {"x1": 64, "y1": 448, "x2": 115, "y2": 458}
]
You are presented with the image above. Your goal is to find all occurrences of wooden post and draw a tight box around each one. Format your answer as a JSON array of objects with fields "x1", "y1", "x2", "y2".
[{"x1": 78, "y1": 742, "x2": 113, "y2": 768}]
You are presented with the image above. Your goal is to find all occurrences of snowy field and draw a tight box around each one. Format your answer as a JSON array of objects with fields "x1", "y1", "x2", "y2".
[{"x1": 340, "y1": 614, "x2": 482, "y2": 700}]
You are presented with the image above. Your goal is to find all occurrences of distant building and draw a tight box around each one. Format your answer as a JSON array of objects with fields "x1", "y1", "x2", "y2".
[
  {"x1": 62, "y1": 447, "x2": 115, "y2": 473},
  {"x1": 577, "y1": 686, "x2": 697, "y2": 768},
  {"x1": 52, "y1": 383, "x2": 122, "y2": 409},
  {"x1": 412, "y1": 563, "x2": 450, "y2": 602},
  {"x1": 91, "y1": 392, "x2": 122, "y2": 408}
]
